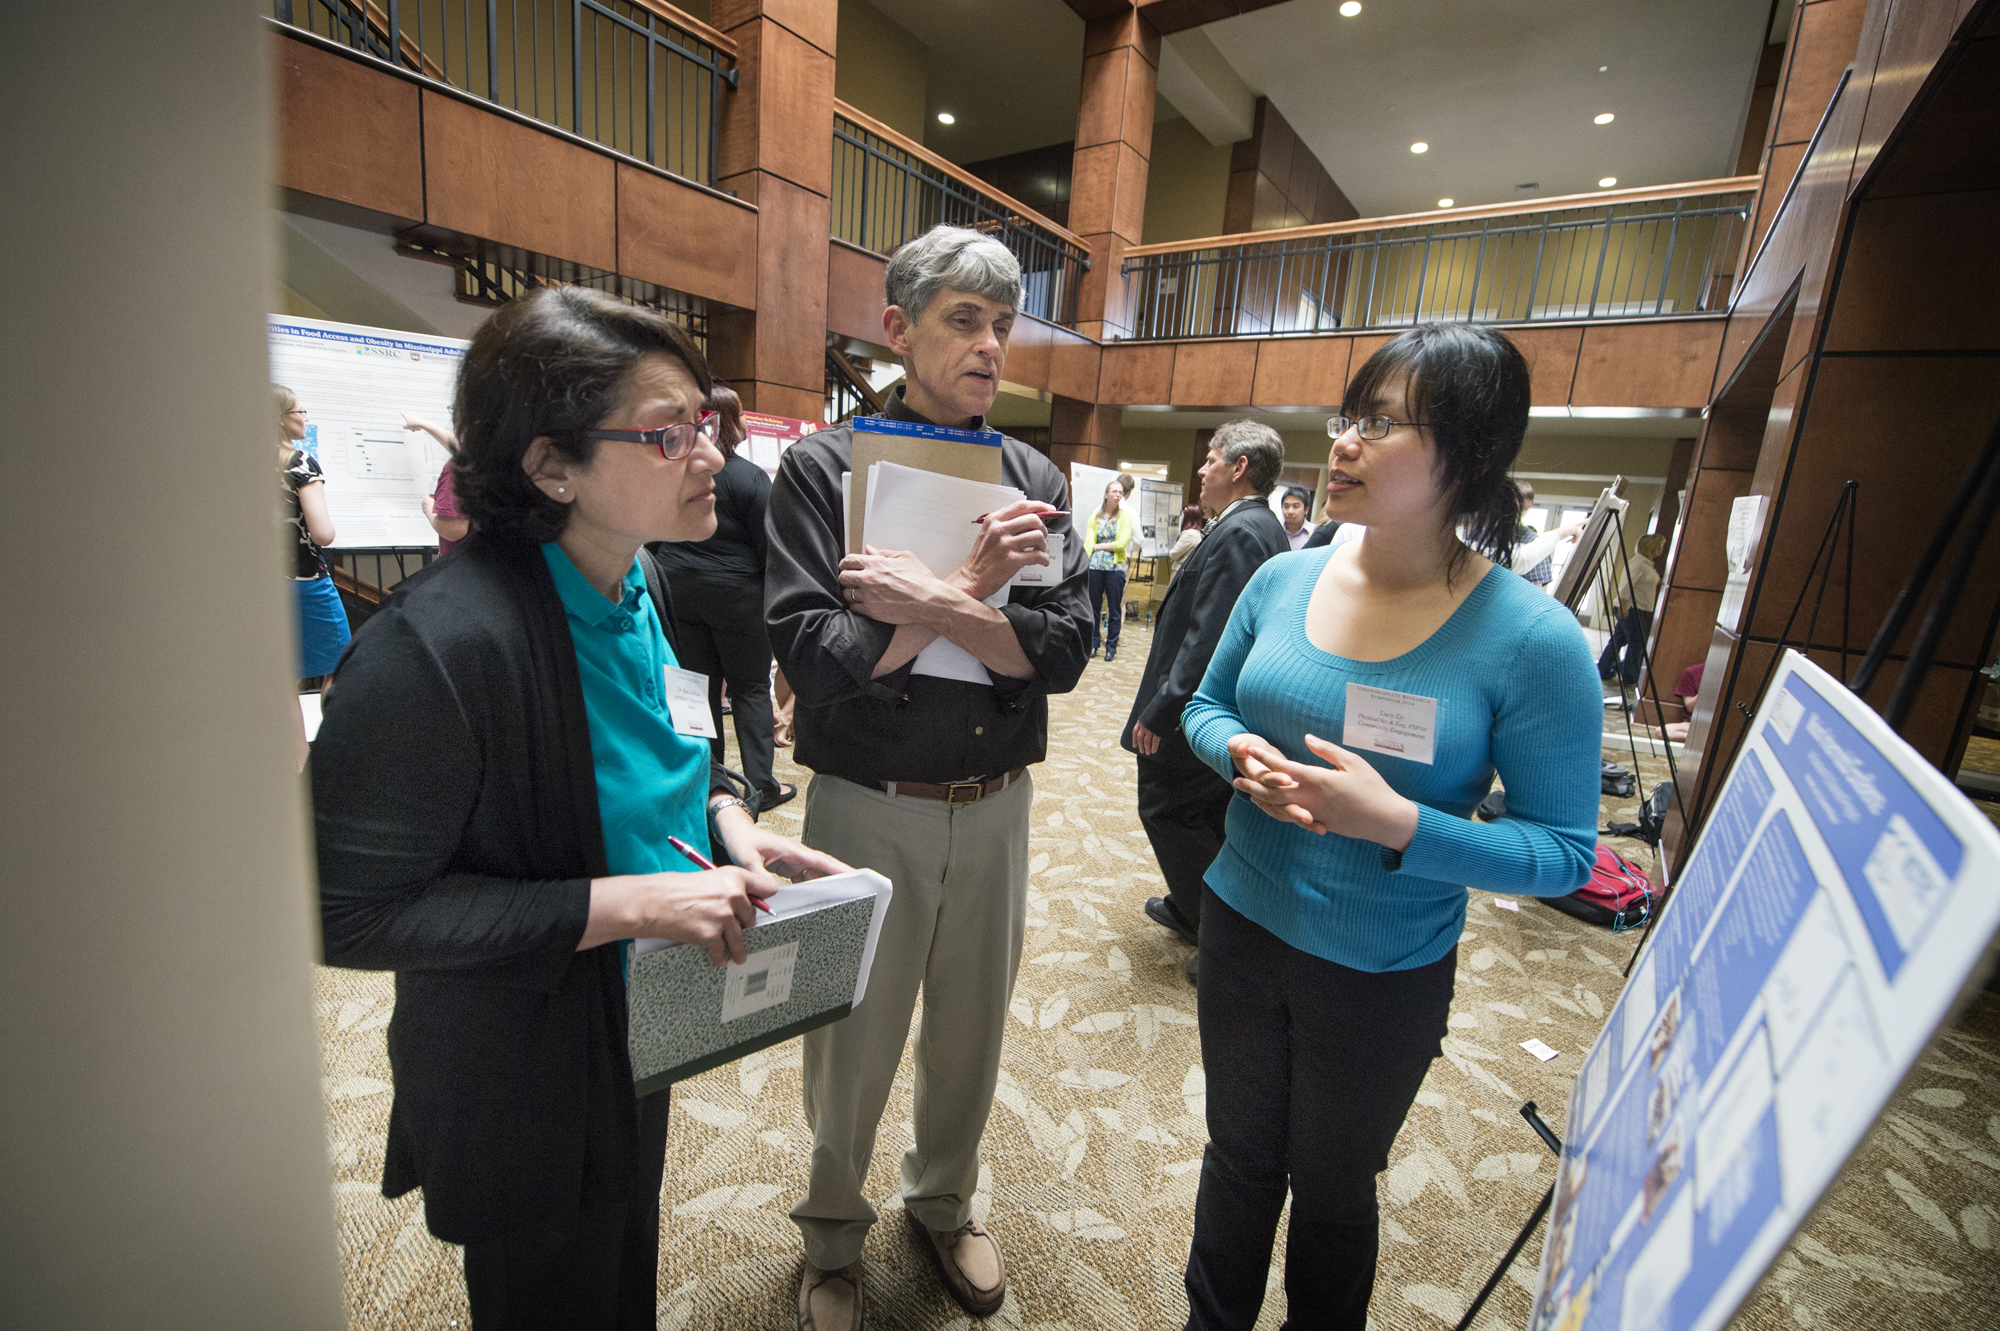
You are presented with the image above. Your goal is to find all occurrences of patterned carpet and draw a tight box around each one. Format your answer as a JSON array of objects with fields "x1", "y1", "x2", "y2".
[{"x1": 315, "y1": 617, "x2": 2000, "y2": 1329}]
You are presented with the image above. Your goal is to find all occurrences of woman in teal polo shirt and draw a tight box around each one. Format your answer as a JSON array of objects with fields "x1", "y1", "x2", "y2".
[{"x1": 312, "y1": 287, "x2": 845, "y2": 1328}]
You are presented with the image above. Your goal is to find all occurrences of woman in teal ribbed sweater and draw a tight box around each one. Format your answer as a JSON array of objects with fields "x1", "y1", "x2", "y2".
[{"x1": 1177, "y1": 324, "x2": 1602, "y2": 1330}]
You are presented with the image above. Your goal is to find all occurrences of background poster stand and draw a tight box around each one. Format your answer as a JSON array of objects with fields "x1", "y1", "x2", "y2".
[{"x1": 1552, "y1": 478, "x2": 1629, "y2": 614}]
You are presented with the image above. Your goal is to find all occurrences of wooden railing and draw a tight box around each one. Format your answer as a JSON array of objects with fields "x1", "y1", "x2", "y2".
[
  {"x1": 831, "y1": 100, "x2": 1092, "y2": 328},
  {"x1": 1119, "y1": 176, "x2": 1759, "y2": 340},
  {"x1": 276, "y1": 0, "x2": 737, "y2": 187}
]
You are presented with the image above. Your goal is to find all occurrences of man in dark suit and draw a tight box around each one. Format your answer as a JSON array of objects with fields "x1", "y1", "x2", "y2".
[{"x1": 1121, "y1": 421, "x2": 1290, "y2": 986}]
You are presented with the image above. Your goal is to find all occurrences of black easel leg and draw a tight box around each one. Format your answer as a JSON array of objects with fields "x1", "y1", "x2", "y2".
[
  {"x1": 1451, "y1": 1103, "x2": 1565, "y2": 1331},
  {"x1": 1451, "y1": 1185, "x2": 1555, "y2": 1331}
]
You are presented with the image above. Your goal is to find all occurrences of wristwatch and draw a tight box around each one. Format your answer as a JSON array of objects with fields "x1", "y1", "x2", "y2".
[{"x1": 707, "y1": 794, "x2": 753, "y2": 821}]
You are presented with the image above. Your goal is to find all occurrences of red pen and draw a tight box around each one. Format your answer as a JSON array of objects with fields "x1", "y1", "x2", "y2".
[{"x1": 667, "y1": 835, "x2": 772, "y2": 913}]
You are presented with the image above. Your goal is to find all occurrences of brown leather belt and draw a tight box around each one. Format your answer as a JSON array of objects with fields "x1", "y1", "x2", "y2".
[{"x1": 881, "y1": 768, "x2": 1026, "y2": 804}]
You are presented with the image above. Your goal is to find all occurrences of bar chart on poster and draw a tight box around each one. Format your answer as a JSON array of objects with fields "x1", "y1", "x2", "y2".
[
  {"x1": 267, "y1": 316, "x2": 469, "y2": 548},
  {"x1": 1529, "y1": 650, "x2": 2000, "y2": 1331}
]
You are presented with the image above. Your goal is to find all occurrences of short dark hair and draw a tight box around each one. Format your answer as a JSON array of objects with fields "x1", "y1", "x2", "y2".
[
  {"x1": 1281, "y1": 486, "x2": 1310, "y2": 508},
  {"x1": 452, "y1": 287, "x2": 713, "y2": 544},
  {"x1": 1343, "y1": 322, "x2": 1531, "y2": 572},
  {"x1": 708, "y1": 382, "x2": 745, "y2": 458}
]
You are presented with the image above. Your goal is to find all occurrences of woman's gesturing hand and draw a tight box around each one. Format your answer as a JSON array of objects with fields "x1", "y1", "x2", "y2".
[{"x1": 1227, "y1": 733, "x2": 1420, "y2": 852}]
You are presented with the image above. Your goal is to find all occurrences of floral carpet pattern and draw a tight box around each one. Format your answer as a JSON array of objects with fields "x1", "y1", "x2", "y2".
[{"x1": 316, "y1": 618, "x2": 2000, "y2": 1329}]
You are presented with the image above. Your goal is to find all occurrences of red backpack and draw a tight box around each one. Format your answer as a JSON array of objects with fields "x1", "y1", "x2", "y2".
[{"x1": 1543, "y1": 846, "x2": 1653, "y2": 931}]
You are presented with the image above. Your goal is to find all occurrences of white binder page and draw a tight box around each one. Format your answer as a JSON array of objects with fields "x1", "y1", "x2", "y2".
[{"x1": 862, "y1": 462, "x2": 1027, "y2": 684}]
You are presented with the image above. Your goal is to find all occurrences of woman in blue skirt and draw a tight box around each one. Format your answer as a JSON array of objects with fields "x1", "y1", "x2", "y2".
[{"x1": 275, "y1": 385, "x2": 350, "y2": 681}]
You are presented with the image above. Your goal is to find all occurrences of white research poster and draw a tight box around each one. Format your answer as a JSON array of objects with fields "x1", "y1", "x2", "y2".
[
  {"x1": 1529, "y1": 650, "x2": 2000, "y2": 1331},
  {"x1": 268, "y1": 315, "x2": 470, "y2": 548}
]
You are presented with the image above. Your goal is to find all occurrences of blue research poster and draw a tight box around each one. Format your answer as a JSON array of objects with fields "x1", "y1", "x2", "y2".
[
  {"x1": 268, "y1": 316, "x2": 470, "y2": 548},
  {"x1": 1528, "y1": 651, "x2": 2000, "y2": 1331}
]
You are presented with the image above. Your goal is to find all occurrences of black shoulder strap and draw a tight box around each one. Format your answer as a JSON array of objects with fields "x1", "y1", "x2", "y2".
[
  {"x1": 637, "y1": 543, "x2": 751, "y2": 810},
  {"x1": 636, "y1": 544, "x2": 682, "y2": 658}
]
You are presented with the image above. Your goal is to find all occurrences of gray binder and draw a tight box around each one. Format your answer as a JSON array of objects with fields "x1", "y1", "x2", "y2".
[{"x1": 628, "y1": 871, "x2": 890, "y2": 1095}]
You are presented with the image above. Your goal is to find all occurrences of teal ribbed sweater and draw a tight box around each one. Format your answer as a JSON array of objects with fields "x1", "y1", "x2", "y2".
[{"x1": 1183, "y1": 549, "x2": 1602, "y2": 972}]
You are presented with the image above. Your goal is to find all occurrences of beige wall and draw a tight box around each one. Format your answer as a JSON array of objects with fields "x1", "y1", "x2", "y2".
[
  {"x1": 1142, "y1": 116, "x2": 1234, "y2": 245},
  {"x1": 835, "y1": 0, "x2": 929, "y2": 143},
  {"x1": 1118, "y1": 422, "x2": 1330, "y2": 492}
]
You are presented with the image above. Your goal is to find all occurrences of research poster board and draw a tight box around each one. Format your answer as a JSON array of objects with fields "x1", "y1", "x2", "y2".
[
  {"x1": 268, "y1": 316, "x2": 469, "y2": 548},
  {"x1": 743, "y1": 410, "x2": 820, "y2": 479},
  {"x1": 1068, "y1": 462, "x2": 1122, "y2": 524},
  {"x1": 1528, "y1": 650, "x2": 2000, "y2": 1331},
  {"x1": 1136, "y1": 479, "x2": 1185, "y2": 557}
]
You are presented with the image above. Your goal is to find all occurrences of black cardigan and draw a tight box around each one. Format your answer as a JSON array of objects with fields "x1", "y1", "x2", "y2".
[{"x1": 311, "y1": 532, "x2": 730, "y2": 1244}]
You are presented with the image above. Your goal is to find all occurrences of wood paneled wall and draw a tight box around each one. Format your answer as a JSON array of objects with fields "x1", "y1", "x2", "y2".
[
  {"x1": 1090, "y1": 320, "x2": 1725, "y2": 411},
  {"x1": 1748, "y1": 0, "x2": 1871, "y2": 254},
  {"x1": 274, "y1": 30, "x2": 757, "y2": 312},
  {"x1": 1222, "y1": 97, "x2": 1359, "y2": 235},
  {"x1": 1657, "y1": 0, "x2": 2000, "y2": 878}
]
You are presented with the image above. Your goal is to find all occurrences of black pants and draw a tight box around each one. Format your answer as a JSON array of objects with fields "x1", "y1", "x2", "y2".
[
  {"x1": 1185, "y1": 896, "x2": 1455, "y2": 1331},
  {"x1": 463, "y1": 1089, "x2": 672, "y2": 1330},
  {"x1": 1087, "y1": 567, "x2": 1126, "y2": 654},
  {"x1": 1137, "y1": 729, "x2": 1232, "y2": 931},
  {"x1": 1596, "y1": 607, "x2": 1652, "y2": 686},
  {"x1": 669, "y1": 574, "x2": 781, "y2": 806}
]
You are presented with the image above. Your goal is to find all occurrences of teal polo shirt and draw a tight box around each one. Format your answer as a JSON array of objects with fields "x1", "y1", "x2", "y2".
[{"x1": 542, "y1": 544, "x2": 711, "y2": 885}]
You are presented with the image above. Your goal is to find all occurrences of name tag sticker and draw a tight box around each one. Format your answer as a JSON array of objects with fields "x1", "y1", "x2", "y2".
[
  {"x1": 1343, "y1": 682, "x2": 1439, "y2": 765},
  {"x1": 664, "y1": 666, "x2": 719, "y2": 739},
  {"x1": 1010, "y1": 532, "x2": 1064, "y2": 586}
]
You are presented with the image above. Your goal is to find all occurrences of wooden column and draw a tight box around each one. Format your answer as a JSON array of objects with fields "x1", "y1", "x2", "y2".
[
  {"x1": 1051, "y1": 397, "x2": 1122, "y2": 479},
  {"x1": 708, "y1": 0, "x2": 838, "y2": 421},
  {"x1": 1067, "y1": 4, "x2": 1159, "y2": 343}
]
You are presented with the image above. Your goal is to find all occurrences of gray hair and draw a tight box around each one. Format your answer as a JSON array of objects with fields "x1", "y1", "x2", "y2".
[
  {"x1": 885, "y1": 225, "x2": 1022, "y2": 323},
  {"x1": 1210, "y1": 420, "x2": 1286, "y2": 496}
]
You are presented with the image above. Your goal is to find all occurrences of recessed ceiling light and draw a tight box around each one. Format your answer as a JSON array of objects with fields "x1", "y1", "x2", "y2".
[
  {"x1": 936, "y1": 112, "x2": 955, "y2": 125},
  {"x1": 1598, "y1": 176, "x2": 1618, "y2": 188},
  {"x1": 1437, "y1": 198, "x2": 1454, "y2": 208},
  {"x1": 1410, "y1": 141, "x2": 1428, "y2": 154},
  {"x1": 1598, "y1": 65, "x2": 1608, "y2": 72},
  {"x1": 1339, "y1": 1, "x2": 1362, "y2": 14},
  {"x1": 1594, "y1": 112, "x2": 1616, "y2": 125}
]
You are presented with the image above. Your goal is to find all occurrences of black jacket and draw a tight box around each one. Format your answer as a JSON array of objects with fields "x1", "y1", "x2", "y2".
[
  {"x1": 311, "y1": 532, "x2": 730, "y2": 1244},
  {"x1": 650, "y1": 451, "x2": 770, "y2": 584},
  {"x1": 1121, "y1": 498, "x2": 1290, "y2": 761}
]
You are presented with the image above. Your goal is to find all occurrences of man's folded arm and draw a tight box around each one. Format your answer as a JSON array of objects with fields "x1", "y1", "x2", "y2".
[{"x1": 764, "y1": 447, "x2": 910, "y2": 703}]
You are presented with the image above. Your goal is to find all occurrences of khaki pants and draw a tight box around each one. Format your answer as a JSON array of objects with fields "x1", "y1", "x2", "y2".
[{"x1": 790, "y1": 771, "x2": 1032, "y2": 1269}]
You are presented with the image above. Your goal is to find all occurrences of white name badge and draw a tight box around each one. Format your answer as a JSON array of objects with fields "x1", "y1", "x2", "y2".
[
  {"x1": 1342, "y1": 682, "x2": 1439, "y2": 765},
  {"x1": 664, "y1": 666, "x2": 719, "y2": 739},
  {"x1": 1010, "y1": 531, "x2": 1064, "y2": 586}
]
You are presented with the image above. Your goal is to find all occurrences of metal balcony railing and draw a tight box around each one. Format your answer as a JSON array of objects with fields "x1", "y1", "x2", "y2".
[
  {"x1": 832, "y1": 103, "x2": 1091, "y2": 329},
  {"x1": 275, "y1": 0, "x2": 736, "y2": 187},
  {"x1": 1118, "y1": 179, "x2": 1757, "y2": 341}
]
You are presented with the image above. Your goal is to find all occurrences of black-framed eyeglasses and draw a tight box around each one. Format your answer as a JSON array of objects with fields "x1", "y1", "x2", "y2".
[
  {"x1": 1327, "y1": 414, "x2": 1432, "y2": 441},
  {"x1": 567, "y1": 410, "x2": 720, "y2": 461}
]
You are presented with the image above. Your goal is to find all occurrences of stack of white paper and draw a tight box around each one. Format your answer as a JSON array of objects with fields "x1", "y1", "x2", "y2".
[{"x1": 852, "y1": 462, "x2": 1063, "y2": 682}]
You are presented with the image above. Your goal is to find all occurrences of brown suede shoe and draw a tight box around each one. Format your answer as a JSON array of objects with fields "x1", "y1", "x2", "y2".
[
  {"x1": 798, "y1": 1260, "x2": 863, "y2": 1331},
  {"x1": 906, "y1": 1208, "x2": 1006, "y2": 1317}
]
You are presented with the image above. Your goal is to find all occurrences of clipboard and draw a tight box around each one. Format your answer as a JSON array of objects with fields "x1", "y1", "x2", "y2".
[
  {"x1": 845, "y1": 417, "x2": 1005, "y2": 555},
  {"x1": 627, "y1": 869, "x2": 893, "y2": 1095}
]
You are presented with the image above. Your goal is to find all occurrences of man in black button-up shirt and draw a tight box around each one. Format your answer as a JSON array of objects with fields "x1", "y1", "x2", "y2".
[{"x1": 766, "y1": 226, "x2": 1089, "y2": 1329}]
